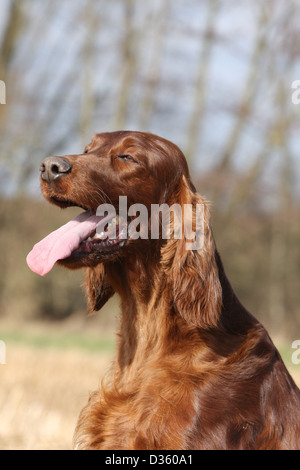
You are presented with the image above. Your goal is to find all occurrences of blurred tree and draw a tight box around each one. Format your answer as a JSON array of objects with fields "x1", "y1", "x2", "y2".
[
  {"x1": 185, "y1": 0, "x2": 220, "y2": 163},
  {"x1": 113, "y1": 0, "x2": 140, "y2": 129},
  {"x1": 0, "y1": 0, "x2": 23, "y2": 135},
  {"x1": 79, "y1": 2, "x2": 100, "y2": 145},
  {"x1": 0, "y1": 0, "x2": 299, "y2": 333},
  {"x1": 137, "y1": 0, "x2": 171, "y2": 130}
]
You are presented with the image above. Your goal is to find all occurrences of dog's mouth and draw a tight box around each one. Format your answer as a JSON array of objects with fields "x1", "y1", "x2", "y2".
[
  {"x1": 26, "y1": 195, "x2": 128, "y2": 276},
  {"x1": 75, "y1": 213, "x2": 128, "y2": 254},
  {"x1": 50, "y1": 195, "x2": 90, "y2": 211}
]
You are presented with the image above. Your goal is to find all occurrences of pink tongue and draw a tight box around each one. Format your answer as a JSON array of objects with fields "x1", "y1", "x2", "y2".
[{"x1": 26, "y1": 211, "x2": 108, "y2": 276}]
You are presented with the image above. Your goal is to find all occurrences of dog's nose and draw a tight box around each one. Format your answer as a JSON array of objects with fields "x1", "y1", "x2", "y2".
[{"x1": 40, "y1": 156, "x2": 72, "y2": 183}]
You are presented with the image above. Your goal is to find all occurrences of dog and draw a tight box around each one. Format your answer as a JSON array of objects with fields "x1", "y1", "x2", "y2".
[{"x1": 27, "y1": 131, "x2": 300, "y2": 449}]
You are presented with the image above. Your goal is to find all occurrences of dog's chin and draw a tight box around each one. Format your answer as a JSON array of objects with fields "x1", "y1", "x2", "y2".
[{"x1": 57, "y1": 244, "x2": 125, "y2": 269}]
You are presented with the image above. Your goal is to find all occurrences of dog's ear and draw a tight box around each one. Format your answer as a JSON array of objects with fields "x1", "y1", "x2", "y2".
[
  {"x1": 161, "y1": 176, "x2": 222, "y2": 329},
  {"x1": 84, "y1": 264, "x2": 115, "y2": 313}
]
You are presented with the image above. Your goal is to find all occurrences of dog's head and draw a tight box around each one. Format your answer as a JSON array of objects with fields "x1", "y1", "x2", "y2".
[{"x1": 27, "y1": 131, "x2": 222, "y2": 328}]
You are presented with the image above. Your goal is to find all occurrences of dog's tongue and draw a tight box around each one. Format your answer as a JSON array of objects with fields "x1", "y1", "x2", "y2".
[{"x1": 26, "y1": 211, "x2": 107, "y2": 276}]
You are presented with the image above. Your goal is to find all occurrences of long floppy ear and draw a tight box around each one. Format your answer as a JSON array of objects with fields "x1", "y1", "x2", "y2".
[
  {"x1": 84, "y1": 264, "x2": 115, "y2": 314},
  {"x1": 161, "y1": 176, "x2": 222, "y2": 329}
]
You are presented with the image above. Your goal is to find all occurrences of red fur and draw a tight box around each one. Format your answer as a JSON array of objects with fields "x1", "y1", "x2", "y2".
[{"x1": 40, "y1": 131, "x2": 300, "y2": 450}]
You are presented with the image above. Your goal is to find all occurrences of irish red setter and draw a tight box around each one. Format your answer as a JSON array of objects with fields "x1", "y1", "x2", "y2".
[{"x1": 27, "y1": 131, "x2": 300, "y2": 450}]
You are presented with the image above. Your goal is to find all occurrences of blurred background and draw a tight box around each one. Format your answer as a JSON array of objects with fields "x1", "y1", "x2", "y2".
[{"x1": 0, "y1": 0, "x2": 300, "y2": 449}]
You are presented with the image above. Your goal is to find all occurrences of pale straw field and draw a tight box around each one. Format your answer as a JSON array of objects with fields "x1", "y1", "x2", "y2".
[
  {"x1": 0, "y1": 335, "x2": 299, "y2": 450},
  {"x1": 0, "y1": 343, "x2": 113, "y2": 450}
]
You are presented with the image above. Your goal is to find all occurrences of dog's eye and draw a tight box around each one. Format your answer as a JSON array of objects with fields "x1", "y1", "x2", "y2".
[{"x1": 118, "y1": 154, "x2": 135, "y2": 162}]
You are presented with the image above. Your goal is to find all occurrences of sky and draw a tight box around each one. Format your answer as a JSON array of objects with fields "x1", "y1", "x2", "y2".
[{"x1": 0, "y1": 0, "x2": 299, "y2": 201}]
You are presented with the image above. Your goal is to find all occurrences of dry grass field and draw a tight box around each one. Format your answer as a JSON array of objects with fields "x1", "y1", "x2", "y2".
[
  {"x1": 0, "y1": 338, "x2": 114, "y2": 450},
  {"x1": 0, "y1": 326, "x2": 299, "y2": 450}
]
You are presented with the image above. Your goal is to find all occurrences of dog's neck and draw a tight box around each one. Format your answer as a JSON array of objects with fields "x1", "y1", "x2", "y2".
[
  {"x1": 107, "y1": 252, "x2": 184, "y2": 370},
  {"x1": 215, "y1": 251, "x2": 258, "y2": 334},
  {"x1": 107, "y1": 248, "x2": 257, "y2": 373}
]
